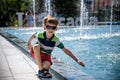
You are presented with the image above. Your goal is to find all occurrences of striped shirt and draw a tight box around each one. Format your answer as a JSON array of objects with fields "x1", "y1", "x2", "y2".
[{"x1": 34, "y1": 32, "x2": 64, "y2": 55}]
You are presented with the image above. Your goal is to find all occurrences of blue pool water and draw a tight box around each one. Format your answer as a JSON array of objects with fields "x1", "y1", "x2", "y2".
[{"x1": 4, "y1": 25, "x2": 120, "y2": 80}]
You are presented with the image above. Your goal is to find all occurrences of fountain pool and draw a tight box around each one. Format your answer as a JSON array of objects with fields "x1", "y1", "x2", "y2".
[{"x1": 3, "y1": 25, "x2": 120, "y2": 80}]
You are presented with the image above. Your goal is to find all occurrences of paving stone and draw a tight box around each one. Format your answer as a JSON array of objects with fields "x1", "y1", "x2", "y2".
[
  {"x1": 0, "y1": 35, "x2": 40, "y2": 80},
  {"x1": 14, "y1": 73, "x2": 39, "y2": 80},
  {"x1": 0, "y1": 77, "x2": 14, "y2": 80}
]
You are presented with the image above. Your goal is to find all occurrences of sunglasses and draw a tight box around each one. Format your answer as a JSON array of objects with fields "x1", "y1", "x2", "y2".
[{"x1": 46, "y1": 25, "x2": 57, "y2": 30}]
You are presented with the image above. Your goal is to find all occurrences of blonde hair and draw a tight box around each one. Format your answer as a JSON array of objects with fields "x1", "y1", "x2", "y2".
[{"x1": 42, "y1": 16, "x2": 58, "y2": 26}]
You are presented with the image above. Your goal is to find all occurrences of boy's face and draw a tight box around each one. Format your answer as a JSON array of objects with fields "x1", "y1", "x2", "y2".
[{"x1": 44, "y1": 22, "x2": 57, "y2": 34}]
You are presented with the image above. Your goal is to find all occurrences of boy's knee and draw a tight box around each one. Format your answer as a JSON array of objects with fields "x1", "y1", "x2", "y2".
[
  {"x1": 33, "y1": 44, "x2": 40, "y2": 50},
  {"x1": 43, "y1": 61, "x2": 51, "y2": 69}
]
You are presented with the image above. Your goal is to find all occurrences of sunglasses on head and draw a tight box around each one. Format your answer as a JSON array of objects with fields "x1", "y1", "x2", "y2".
[{"x1": 46, "y1": 25, "x2": 57, "y2": 30}]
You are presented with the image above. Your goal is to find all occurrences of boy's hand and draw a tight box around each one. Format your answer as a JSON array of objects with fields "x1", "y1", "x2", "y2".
[{"x1": 77, "y1": 60, "x2": 85, "y2": 67}]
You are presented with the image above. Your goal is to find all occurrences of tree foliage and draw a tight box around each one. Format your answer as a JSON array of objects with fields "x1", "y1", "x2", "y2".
[
  {"x1": 0, "y1": 0, "x2": 31, "y2": 27},
  {"x1": 54, "y1": 0, "x2": 78, "y2": 17}
]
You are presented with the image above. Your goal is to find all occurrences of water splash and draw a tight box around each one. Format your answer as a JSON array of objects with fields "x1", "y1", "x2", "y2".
[
  {"x1": 44, "y1": 0, "x2": 52, "y2": 15},
  {"x1": 33, "y1": 0, "x2": 36, "y2": 27},
  {"x1": 60, "y1": 32, "x2": 120, "y2": 41},
  {"x1": 80, "y1": 0, "x2": 89, "y2": 27},
  {"x1": 80, "y1": 0, "x2": 84, "y2": 27},
  {"x1": 96, "y1": 53, "x2": 120, "y2": 63},
  {"x1": 79, "y1": 0, "x2": 89, "y2": 38},
  {"x1": 110, "y1": 0, "x2": 113, "y2": 36}
]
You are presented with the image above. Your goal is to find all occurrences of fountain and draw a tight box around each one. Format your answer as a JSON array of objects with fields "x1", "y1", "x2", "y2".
[
  {"x1": 44, "y1": 0, "x2": 52, "y2": 15},
  {"x1": 110, "y1": 0, "x2": 118, "y2": 35},
  {"x1": 80, "y1": 0, "x2": 84, "y2": 27},
  {"x1": 110, "y1": 0, "x2": 113, "y2": 36},
  {"x1": 110, "y1": 0, "x2": 119, "y2": 36},
  {"x1": 34, "y1": 0, "x2": 52, "y2": 27},
  {"x1": 79, "y1": 0, "x2": 90, "y2": 36},
  {"x1": 80, "y1": 0, "x2": 89, "y2": 27},
  {"x1": 33, "y1": 0, "x2": 36, "y2": 27}
]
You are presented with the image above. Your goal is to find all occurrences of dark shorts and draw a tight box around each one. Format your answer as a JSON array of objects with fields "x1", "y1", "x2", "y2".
[{"x1": 30, "y1": 47, "x2": 52, "y2": 65}]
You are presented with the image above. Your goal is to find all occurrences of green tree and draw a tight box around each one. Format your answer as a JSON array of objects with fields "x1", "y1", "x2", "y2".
[
  {"x1": 54, "y1": 0, "x2": 78, "y2": 17},
  {"x1": 0, "y1": 0, "x2": 31, "y2": 27}
]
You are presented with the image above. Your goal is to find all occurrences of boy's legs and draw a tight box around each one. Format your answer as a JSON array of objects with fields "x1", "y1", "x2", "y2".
[
  {"x1": 43, "y1": 61, "x2": 51, "y2": 69},
  {"x1": 33, "y1": 44, "x2": 43, "y2": 70},
  {"x1": 33, "y1": 44, "x2": 52, "y2": 78},
  {"x1": 42, "y1": 61, "x2": 52, "y2": 77}
]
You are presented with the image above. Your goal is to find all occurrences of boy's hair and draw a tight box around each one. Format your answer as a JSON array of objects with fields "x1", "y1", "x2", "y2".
[{"x1": 43, "y1": 16, "x2": 58, "y2": 26}]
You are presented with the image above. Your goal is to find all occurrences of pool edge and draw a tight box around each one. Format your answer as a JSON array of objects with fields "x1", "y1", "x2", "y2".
[{"x1": 0, "y1": 28, "x2": 96, "y2": 80}]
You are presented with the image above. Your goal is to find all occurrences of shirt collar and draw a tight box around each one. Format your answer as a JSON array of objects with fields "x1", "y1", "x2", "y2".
[{"x1": 43, "y1": 32, "x2": 54, "y2": 41}]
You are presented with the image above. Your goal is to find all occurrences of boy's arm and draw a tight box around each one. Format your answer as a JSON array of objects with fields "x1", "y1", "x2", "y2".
[
  {"x1": 27, "y1": 34, "x2": 34, "y2": 49},
  {"x1": 62, "y1": 47, "x2": 85, "y2": 67}
]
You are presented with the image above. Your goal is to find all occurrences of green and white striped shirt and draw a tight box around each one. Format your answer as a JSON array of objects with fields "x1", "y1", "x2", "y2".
[{"x1": 34, "y1": 32, "x2": 64, "y2": 55}]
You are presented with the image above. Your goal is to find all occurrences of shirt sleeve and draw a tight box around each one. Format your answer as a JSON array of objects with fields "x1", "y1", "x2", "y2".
[
  {"x1": 55, "y1": 39, "x2": 64, "y2": 49},
  {"x1": 34, "y1": 32, "x2": 39, "y2": 38},
  {"x1": 57, "y1": 42, "x2": 64, "y2": 49}
]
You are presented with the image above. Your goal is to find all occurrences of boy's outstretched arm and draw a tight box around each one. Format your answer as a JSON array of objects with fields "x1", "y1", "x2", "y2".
[
  {"x1": 62, "y1": 47, "x2": 85, "y2": 67},
  {"x1": 27, "y1": 34, "x2": 34, "y2": 49}
]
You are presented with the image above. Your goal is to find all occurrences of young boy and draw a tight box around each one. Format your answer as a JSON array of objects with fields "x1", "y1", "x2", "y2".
[{"x1": 27, "y1": 16, "x2": 85, "y2": 78}]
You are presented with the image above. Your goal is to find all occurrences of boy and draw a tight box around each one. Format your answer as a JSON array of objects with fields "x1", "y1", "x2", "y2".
[{"x1": 27, "y1": 16, "x2": 85, "y2": 78}]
